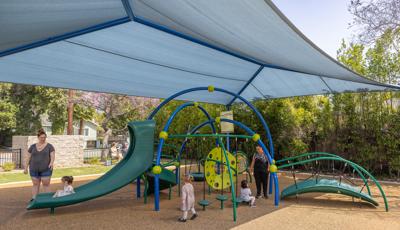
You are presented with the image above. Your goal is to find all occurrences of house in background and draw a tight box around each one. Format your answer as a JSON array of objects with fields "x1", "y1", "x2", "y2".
[{"x1": 41, "y1": 115, "x2": 98, "y2": 148}]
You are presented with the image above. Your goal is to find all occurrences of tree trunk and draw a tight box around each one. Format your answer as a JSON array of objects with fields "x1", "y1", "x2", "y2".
[
  {"x1": 397, "y1": 169, "x2": 400, "y2": 182},
  {"x1": 79, "y1": 119, "x2": 84, "y2": 135},
  {"x1": 101, "y1": 128, "x2": 112, "y2": 161},
  {"x1": 67, "y1": 89, "x2": 74, "y2": 135}
]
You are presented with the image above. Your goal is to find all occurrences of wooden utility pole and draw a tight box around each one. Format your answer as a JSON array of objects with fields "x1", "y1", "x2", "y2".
[{"x1": 67, "y1": 89, "x2": 74, "y2": 135}]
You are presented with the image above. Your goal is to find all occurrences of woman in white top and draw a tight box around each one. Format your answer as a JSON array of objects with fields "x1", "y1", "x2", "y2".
[
  {"x1": 53, "y1": 176, "x2": 75, "y2": 198},
  {"x1": 240, "y1": 180, "x2": 256, "y2": 207}
]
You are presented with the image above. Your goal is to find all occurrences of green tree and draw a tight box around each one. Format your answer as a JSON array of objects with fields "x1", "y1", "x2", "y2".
[
  {"x1": 47, "y1": 89, "x2": 68, "y2": 134},
  {"x1": 74, "y1": 104, "x2": 95, "y2": 135}
]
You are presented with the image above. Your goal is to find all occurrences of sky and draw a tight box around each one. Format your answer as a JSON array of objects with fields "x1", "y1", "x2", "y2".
[{"x1": 272, "y1": 0, "x2": 355, "y2": 58}]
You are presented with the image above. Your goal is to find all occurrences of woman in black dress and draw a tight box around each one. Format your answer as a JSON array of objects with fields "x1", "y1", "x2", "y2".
[{"x1": 250, "y1": 145, "x2": 269, "y2": 198}]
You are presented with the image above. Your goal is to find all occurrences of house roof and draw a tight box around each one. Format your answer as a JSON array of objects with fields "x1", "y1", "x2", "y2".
[{"x1": 0, "y1": 0, "x2": 398, "y2": 105}]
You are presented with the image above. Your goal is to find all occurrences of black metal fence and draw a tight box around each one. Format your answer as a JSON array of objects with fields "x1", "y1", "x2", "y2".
[{"x1": 0, "y1": 149, "x2": 22, "y2": 169}]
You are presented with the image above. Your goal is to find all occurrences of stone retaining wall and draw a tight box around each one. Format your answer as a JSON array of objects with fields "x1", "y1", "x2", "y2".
[{"x1": 12, "y1": 135, "x2": 84, "y2": 168}]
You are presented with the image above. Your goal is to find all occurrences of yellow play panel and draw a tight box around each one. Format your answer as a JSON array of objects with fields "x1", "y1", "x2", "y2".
[{"x1": 205, "y1": 147, "x2": 237, "y2": 190}]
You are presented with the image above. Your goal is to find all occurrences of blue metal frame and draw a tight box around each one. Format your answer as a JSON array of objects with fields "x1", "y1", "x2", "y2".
[
  {"x1": 0, "y1": 17, "x2": 130, "y2": 57},
  {"x1": 121, "y1": 0, "x2": 135, "y2": 20},
  {"x1": 219, "y1": 118, "x2": 279, "y2": 206},
  {"x1": 147, "y1": 87, "x2": 274, "y2": 194},
  {"x1": 1, "y1": 3, "x2": 393, "y2": 98},
  {"x1": 153, "y1": 102, "x2": 216, "y2": 211},
  {"x1": 227, "y1": 65, "x2": 264, "y2": 106},
  {"x1": 147, "y1": 87, "x2": 274, "y2": 158},
  {"x1": 151, "y1": 91, "x2": 280, "y2": 211}
]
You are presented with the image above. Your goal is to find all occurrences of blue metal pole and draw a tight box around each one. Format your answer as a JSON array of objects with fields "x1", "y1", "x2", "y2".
[
  {"x1": 154, "y1": 174, "x2": 160, "y2": 210},
  {"x1": 136, "y1": 176, "x2": 141, "y2": 198},
  {"x1": 269, "y1": 174, "x2": 273, "y2": 194},
  {"x1": 273, "y1": 173, "x2": 279, "y2": 206},
  {"x1": 226, "y1": 133, "x2": 230, "y2": 152},
  {"x1": 154, "y1": 138, "x2": 164, "y2": 211},
  {"x1": 226, "y1": 66, "x2": 264, "y2": 106}
]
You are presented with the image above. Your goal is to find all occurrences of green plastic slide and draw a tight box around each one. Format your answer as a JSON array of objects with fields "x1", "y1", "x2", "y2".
[
  {"x1": 27, "y1": 120, "x2": 156, "y2": 210},
  {"x1": 281, "y1": 178, "x2": 379, "y2": 206},
  {"x1": 146, "y1": 168, "x2": 177, "y2": 194}
]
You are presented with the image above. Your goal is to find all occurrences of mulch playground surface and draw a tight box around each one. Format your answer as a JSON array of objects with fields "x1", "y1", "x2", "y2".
[{"x1": 0, "y1": 173, "x2": 399, "y2": 230}]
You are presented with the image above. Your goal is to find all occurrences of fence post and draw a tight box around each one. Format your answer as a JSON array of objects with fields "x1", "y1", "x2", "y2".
[{"x1": 19, "y1": 148, "x2": 22, "y2": 169}]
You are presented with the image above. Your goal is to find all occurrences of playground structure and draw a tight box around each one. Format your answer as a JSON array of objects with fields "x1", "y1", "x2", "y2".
[
  {"x1": 276, "y1": 152, "x2": 388, "y2": 211},
  {"x1": 26, "y1": 86, "x2": 389, "y2": 222},
  {"x1": 27, "y1": 86, "x2": 279, "y2": 222}
]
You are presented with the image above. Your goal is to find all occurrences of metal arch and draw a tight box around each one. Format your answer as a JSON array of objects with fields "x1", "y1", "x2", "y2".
[
  {"x1": 153, "y1": 102, "x2": 216, "y2": 211},
  {"x1": 147, "y1": 86, "x2": 275, "y2": 158}
]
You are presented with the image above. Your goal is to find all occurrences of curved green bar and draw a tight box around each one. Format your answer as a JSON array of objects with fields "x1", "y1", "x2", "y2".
[
  {"x1": 217, "y1": 138, "x2": 237, "y2": 222},
  {"x1": 281, "y1": 178, "x2": 379, "y2": 206},
  {"x1": 205, "y1": 158, "x2": 238, "y2": 173},
  {"x1": 27, "y1": 120, "x2": 156, "y2": 210},
  {"x1": 278, "y1": 156, "x2": 389, "y2": 211},
  {"x1": 169, "y1": 133, "x2": 253, "y2": 139},
  {"x1": 277, "y1": 152, "x2": 372, "y2": 196}
]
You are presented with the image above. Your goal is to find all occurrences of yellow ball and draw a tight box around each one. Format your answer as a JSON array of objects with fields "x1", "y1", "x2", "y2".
[
  {"x1": 152, "y1": 165, "x2": 162, "y2": 174},
  {"x1": 252, "y1": 133, "x2": 260, "y2": 142},
  {"x1": 159, "y1": 131, "x2": 168, "y2": 140},
  {"x1": 215, "y1": 117, "x2": 221, "y2": 123},
  {"x1": 269, "y1": 164, "x2": 278, "y2": 173},
  {"x1": 193, "y1": 102, "x2": 199, "y2": 107},
  {"x1": 208, "y1": 85, "x2": 215, "y2": 92}
]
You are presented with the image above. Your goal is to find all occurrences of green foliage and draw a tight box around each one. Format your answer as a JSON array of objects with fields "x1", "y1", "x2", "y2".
[
  {"x1": 74, "y1": 104, "x2": 95, "y2": 122},
  {"x1": 2, "y1": 162, "x2": 15, "y2": 172},
  {"x1": 0, "y1": 100, "x2": 18, "y2": 131},
  {"x1": 47, "y1": 89, "x2": 68, "y2": 134},
  {"x1": 3, "y1": 85, "x2": 67, "y2": 135},
  {"x1": 87, "y1": 157, "x2": 101, "y2": 165},
  {"x1": 0, "y1": 84, "x2": 18, "y2": 132},
  {"x1": 288, "y1": 139, "x2": 308, "y2": 157}
]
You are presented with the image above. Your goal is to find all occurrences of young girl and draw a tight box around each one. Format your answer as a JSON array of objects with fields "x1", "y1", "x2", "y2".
[
  {"x1": 240, "y1": 180, "x2": 256, "y2": 207},
  {"x1": 178, "y1": 174, "x2": 198, "y2": 222},
  {"x1": 53, "y1": 176, "x2": 75, "y2": 198}
]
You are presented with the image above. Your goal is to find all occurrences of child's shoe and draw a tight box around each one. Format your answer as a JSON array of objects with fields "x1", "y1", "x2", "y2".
[
  {"x1": 178, "y1": 218, "x2": 187, "y2": 222},
  {"x1": 190, "y1": 213, "x2": 198, "y2": 220}
]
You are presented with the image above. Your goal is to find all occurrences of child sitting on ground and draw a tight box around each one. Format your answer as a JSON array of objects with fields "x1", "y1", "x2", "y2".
[
  {"x1": 53, "y1": 176, "x2": 75, "y2": 198},
  {"x1": 240, "y1": 180, "x2": 256, "y2": 207},
  {"x1": 178, "y1": 174, "x2": 198, "y2": 222}
]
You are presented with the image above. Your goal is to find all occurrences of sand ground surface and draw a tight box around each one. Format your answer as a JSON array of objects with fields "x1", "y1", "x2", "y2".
[{"x1": 0, "y1": 173, "x2": 399, "y2": 230}]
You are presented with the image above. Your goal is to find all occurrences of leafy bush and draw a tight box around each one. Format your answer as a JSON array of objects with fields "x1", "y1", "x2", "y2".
[
  {"x1": 290, "y1": 139, "x2": 308, "y2": 156},
  {"x1": 2, "y1": 162, "x2": 15, "y2": 171},
  {"x1": 87, "y1": 157, "x2": 101, "y2": 165}
]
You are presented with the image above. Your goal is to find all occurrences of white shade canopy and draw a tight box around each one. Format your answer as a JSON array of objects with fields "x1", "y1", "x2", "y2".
[{"x1": 0, "y1": 0, "x2": 398, "y2": 104}]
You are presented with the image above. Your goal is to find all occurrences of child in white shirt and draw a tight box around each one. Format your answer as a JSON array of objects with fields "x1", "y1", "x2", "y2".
[
  {"x1": 53, "y1": 176, "x2": 75, "y2": 198},
  {"x1": 240, "y1": 180, "x2": 256, "y2": 207},
  {"x1": 178, "y1": 174, "x2": 198, "y2": 222}
]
